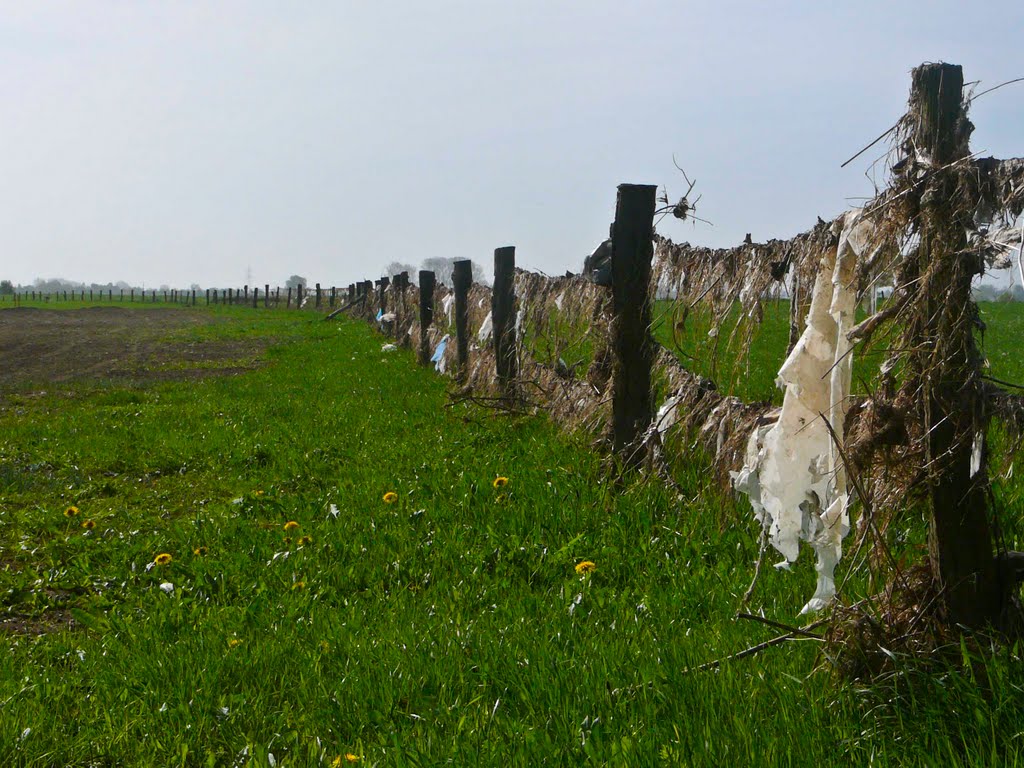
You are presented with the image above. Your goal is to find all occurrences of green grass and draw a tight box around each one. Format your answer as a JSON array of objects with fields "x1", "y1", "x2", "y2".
[
  {"x1": 653, "y1": 299, "x2": 1024, "y2": 404},
  {"x1": 1, "y1": 304, "x2": 1023, "y2": 766}
]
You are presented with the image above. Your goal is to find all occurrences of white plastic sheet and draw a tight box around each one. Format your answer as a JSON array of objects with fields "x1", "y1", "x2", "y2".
[
  {"x1": 733, "y1": 210, "x2": 868, "y2": 613},
  {"x1": 477, "y1": 313, "x2": 493, "y2": 344}
]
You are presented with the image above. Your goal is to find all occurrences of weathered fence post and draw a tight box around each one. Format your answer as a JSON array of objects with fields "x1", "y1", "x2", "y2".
[
  {"x1": 330, "y1": 286, "x2": 336, "y2": 308},
  {"x1": 316, "y1": 283, "x2": 322, "y2": 308},
  {"x1": 264, "y1": 284, "x2": 270, "y2": 308},
  {"x1": 287, "y1": 287, "x2": 293, "y2": 308},
  {"x1": 130, "y1": 289, "x2": 134, "y2": 302},
  {"x1": 493, "y1": 246, "x2": 517, "y2": 395},
  {"x1": 296, "y1": 284, "x2": 303, "y2": 309},
  {"x1": 253, "y1": 287, "x2": 259, "y2": 308},
  {"x1": 191, "y1": 289, "x2": 196, "y2": 306},
  {"x1": 379, "y1": 277, "x2": 389, "y2": 314},
  {"x1": 244, "y1": 285, "x2": 249, "y2": 303},
  {"x1": 453, "y1": 259, "x2": 473, "y2": 382},
  {"x1": 610, "y1": 183, "x2": 657, "y2": 468},
  {"x1": 906, "y1": 63, "x2": 1000, "y2": 628},
  {"x1": 419, "y1": 270, "x2": 436, "y2": 366}
]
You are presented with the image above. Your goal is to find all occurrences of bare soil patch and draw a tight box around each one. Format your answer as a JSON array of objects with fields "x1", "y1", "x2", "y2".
[{"x1": 0, "y1": 307, "x2": 270, "y2": 394}]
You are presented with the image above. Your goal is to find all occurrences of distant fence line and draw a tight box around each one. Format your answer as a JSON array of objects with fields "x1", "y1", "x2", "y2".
[{"x1": 1, "y1": 283, "x2": 359, "y2": 309}]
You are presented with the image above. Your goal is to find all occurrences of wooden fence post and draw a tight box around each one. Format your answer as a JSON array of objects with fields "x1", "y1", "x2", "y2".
[
  {"x1": 379, "y1": 277, "x2": 389, "y2": 314},
  {"x1": 265, "y1": 284, "x2": 270, "y2": 308},
  {"x1": 419, "y1": 270, "x2": 436, "y2": 366},
  {"x1": 316, "y1": 283, "x2": 322, "y2": 308},
  {"x1": 330, "y1": 286, "x2": 336, "y2": 307},
  {"x1": 905, "y1": 63, "x2": 1001, "y2": 628},
  {"x1": 287, "y1": 287, "x2": 293, "y2": 308},
  {"x1": 453, "y1": 259, "x2": 473, "y2": 382},
  {"x1": 296, "y1": 284, "x2": 303, "y2": 308},
  {"x1": 253, "y1": 287, "x2": 259, "y2": 308},
  {"x1": 493, "y1": 246, "x2": 517, "y2": 394},
  {"x1": 610, "y1": 183, "x2": 657, "y2": 468}
]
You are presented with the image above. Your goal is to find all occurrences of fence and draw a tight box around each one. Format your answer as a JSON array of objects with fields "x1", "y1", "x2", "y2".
[
  {"x1": 334, "y1": 63, "x2": 1024, "y2": 635},
  {"x1": 0, "y1": 283, "x2": 359, "y2": 309}
]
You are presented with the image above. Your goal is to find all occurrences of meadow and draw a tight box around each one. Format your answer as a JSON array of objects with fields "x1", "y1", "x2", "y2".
[{"x1": 1, "y1": 299, "x2": 1023, "y2": 766}]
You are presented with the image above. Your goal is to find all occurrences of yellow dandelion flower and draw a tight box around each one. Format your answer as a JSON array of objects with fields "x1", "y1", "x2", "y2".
[
  {"x1": 283, "y1": 520, "x2": 300, "y2": 531},
  {"x1": 193, "y1": 546, "x2": 208, "y2": 556},
  {"x1": 255, "y1": 490, "x2": 264, "y2": 496},
  {"x1": 298, "y1": 535, "x2": 313, "y2": 547},
  {"x1": 346, "y1": 755, "x2": 361, "y2": 763},
  {"x1": 382, "y1": 491, "x2": 398, "y2": 504},
  {"x1": 493, "y1": 476, "x2": 509, "y2": 489},
  {"x1": 227, "y1": 638, "x2": 243, "y2": 649},
  {"x1": 154, "y1": 553, "x2": 173, "y2": 566},
  {"x1": 575, "y1": 560, "x2": 596, "y2": 575},
  {"x1": 292, "y1": 581, "x2": 306, "y2": 591},
  {"x1": 64, "y1": 505, "x2": 80, "y2": 518},
  {"x1": 81, "y1": 519, "x2": 96, "y2": 530}
]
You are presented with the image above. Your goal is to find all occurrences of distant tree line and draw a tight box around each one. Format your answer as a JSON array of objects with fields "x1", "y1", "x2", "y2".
[{"x1": 381, "y1": 257, "x2": 488, "y2": 287}]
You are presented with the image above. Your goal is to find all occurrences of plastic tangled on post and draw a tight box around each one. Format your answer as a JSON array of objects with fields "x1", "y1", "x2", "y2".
[{"x1": 732, "y1": 210, "x2": 870, "y2": 614}]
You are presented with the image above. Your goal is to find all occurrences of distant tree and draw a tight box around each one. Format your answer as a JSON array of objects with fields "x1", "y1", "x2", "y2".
[
  {"x1": 0, "y1": 280, "x2": 13, "y2": 295},
  {"x1": 419, "y1": 258, "x2": 489, "y2": 288},
  {"x1": 285, "y1": 275, "x2": 307, "y2": 290},
  {"x1": 382, "y1": 262, "x2": 417, "y2": 282}
]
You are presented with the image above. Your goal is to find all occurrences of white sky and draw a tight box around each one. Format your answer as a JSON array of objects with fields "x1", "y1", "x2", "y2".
[{"x1": 2, "y1": 1, "x2": 1022, "y2": 288}]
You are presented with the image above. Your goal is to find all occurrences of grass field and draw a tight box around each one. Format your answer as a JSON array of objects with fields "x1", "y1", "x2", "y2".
[{"x1": 1, "y1": 300, "x2": 1023, "y2": 766}]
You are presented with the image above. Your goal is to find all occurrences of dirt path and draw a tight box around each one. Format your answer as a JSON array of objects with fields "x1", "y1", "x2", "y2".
[{"x1": 0, "y1": 307, "x2": 270, "y2": 394}]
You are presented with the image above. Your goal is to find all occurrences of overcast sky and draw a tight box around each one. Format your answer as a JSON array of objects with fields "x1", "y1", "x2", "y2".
[{"x1": 2, "y1": 1, "x2": 1022, "y2": 288}]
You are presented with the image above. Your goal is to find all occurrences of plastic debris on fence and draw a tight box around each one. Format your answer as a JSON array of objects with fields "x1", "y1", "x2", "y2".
[
  {"x1": 732, "y1": 210, "x2": 869, "y2": 614},
  {"x1": 431, "y1": 334, "x2": 450, "y2": 373},
  {"x1": 477, "y1": 313, "x2": 493, "y2": 344}
]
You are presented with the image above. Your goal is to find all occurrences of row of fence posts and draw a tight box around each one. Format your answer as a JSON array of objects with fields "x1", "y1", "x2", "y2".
[
  {"x1": 1, "y1": 283, "x2": 363, "y2": 310},
  {"x1": 353, "y1": 183, "x2": 657, "y2": 469},
  {"x1": 4, "y1": 289, "x2": 202, "y2": 304}
]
